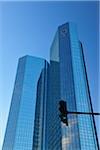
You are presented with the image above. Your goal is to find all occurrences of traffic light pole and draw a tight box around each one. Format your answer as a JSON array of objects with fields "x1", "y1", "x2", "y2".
[
  {"x1": 67, "y1": 111, "x2": 100, "y2": 115},
  {"x1": 66, "y1": 111, "x2": 100, "y2": 150},
  {"x1": 59, "y1": 100, "x2": 100, "y2": 149}
]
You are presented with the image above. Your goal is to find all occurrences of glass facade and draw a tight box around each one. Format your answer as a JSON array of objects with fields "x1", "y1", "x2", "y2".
[
  {"x1": 59, "y1": 23, "x2": 80, "y2": 150},
  {"x1": 46, "y1": 60, "x2": 62, "y2": 150},
  {"x1": 2, "y1": 55, "x2": 48, "y2": 150},
  {"x1": 33, "y1": 61, "x2": 49, "y2": 150},
  {"x1": 3, "y1": 22, "x2": 99, "y2": 150},
  {"x1": 46, "y1": 23, "x2": 98, "y2": 150},
  {"x1": 68, "y1": 23, "x2": 97, "y2": 150}
]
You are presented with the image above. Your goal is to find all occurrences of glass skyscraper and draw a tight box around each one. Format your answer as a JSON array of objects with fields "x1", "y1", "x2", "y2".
[
  {"x1": 2, "y1": 55, "x2": 49, "y2": 150},
  {"x1": 3, "y1": 23, "x2": 99, "y2": 150},
  {"x1": 47, "y1": 22, "x2": 98, "y2": 150}
]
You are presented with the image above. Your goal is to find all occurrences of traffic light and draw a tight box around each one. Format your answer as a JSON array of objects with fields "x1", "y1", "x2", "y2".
[{"x1": 59, "y1": 100, "x2": 68, "y2": 126}]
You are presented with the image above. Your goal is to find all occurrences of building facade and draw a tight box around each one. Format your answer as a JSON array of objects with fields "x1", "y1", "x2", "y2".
[
  {"x1": 2, "y1": 56, "x2": 48, "y2": 150},
  {"x1": 46, "y1": 22, "x2": 98, "y2": 150},
  {"x1": 3, "y1": 23, "x2": 99, "y2": 150},
  {"x1": 33, "y1": 61, "x2": 49, "y2": 150}
]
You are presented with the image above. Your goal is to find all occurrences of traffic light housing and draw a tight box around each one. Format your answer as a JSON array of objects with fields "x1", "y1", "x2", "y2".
[{"x1": 59, "y1": 100, "x2": 68, "y2": 126}]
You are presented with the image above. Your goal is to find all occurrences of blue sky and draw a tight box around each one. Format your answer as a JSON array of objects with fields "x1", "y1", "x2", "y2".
[{"x1": 0, "y1": 1, "x2": 99, "y2": 149}]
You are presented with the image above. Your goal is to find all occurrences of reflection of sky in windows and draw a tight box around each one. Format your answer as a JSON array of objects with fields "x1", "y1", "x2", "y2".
[
  {"x1": 33, "y1": 61, "x2": 49, "y2": 150},
  {"x1": 14, "y1": 56, "x2": 45, "y2": 150},
  {"x1": 3, "y1": 21, "x2": 98, "y2": 150},
  {"x1": 69, "y1": 23, "x2": 97, "y2": 149},
  {"x1": 2, "y1": 55, "x2": 47, "y2": 150},
  {"x1": 48, "y1": 23, "x2": 98, "y2": 149}
]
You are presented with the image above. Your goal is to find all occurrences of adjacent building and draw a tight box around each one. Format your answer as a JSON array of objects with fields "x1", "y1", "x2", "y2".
[
  {"x1": 2, "y1": 23, "x2": 99, "y2": 150},
  {"x1": 2, "y1": 56, "x2": 49, "y2": 150}
]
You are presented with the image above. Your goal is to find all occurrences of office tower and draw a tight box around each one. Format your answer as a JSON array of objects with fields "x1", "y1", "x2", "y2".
[
  {"x1": 2, "y1": 55, "x2": 48, "y2": 150},
  {"x1": 47, "y1": 22, "x2": 98, "y2": 150},
  {"x1": 3, "y1": 23, "x2": 99, "y2": 150}
]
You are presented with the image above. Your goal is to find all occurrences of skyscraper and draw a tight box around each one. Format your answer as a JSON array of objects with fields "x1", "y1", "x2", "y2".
[
  {"x1": 46, "y1": 22, "x2": 98, "y2": 150},
  {"x1": 2, "y1": 56, "x2": 48, "y2": 150},
  {"x1": 3, "y1": 23, "x2": 99, "y2": 150}
]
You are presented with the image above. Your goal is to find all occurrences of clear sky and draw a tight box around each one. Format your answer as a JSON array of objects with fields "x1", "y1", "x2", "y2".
[{"x1": 0, "y1": 1, "x2": 99, "y2": 149}]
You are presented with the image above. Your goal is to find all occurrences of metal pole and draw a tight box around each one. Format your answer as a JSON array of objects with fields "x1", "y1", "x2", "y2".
[{"x1": 67, "y1": 111, "x2": 100, "y2": 115}]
